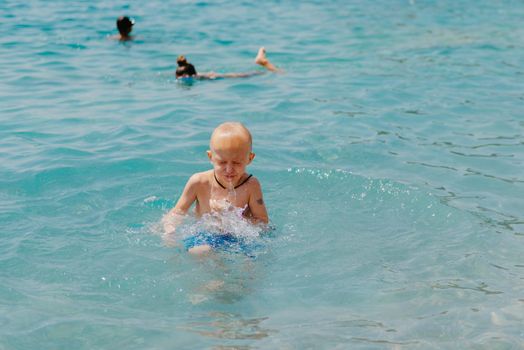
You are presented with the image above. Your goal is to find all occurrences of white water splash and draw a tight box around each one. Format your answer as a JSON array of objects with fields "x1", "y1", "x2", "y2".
[{"x1": 160, "y1": 200, "x2": 267, "y2": 246}]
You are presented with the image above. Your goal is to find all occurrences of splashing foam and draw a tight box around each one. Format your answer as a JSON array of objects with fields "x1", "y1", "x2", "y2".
[{"x1": 162, "y1": 200, "x2": 267, "y2": 246}]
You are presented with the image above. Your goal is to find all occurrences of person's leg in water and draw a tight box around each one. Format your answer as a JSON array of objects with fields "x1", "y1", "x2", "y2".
[
  {"x1": 198, "y1": 47, "x2": 281, "y2": 79},
  {"x1": 254, "y1": 47, "x2": 279, "y2": 72},
  {"x1": 189, "y1": 244, "x2": 212, "y2": 255}
]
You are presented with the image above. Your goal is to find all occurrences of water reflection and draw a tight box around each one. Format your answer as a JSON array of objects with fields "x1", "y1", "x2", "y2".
[
  {"x1": 185, "y1": 250, "x2": 261, "y2": 306},
  {"x1": 181, "y1": 311, "x2": 274, "y2": 345}
]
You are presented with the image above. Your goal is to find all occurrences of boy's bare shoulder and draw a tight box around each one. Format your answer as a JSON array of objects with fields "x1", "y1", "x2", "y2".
[
  {"x1": 246, "y1": 175, "x2": 263, "y2": 191},
  {"x1": 187, "y1": 170, "x2": 212, "y2": 186}
]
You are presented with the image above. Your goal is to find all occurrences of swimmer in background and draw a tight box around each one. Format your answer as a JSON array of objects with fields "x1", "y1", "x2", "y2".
[
  {"x1": 110, "y1": 16, "x2": 135, "y2": 41},
  {"x1": 176, "y1": 47, "x2": 280, "y2": 80},
  {"x1": 162, "y1": 122, "x2": 269, "y2": 254}
]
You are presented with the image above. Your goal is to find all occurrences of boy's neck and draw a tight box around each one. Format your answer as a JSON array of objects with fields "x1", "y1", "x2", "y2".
[{"x1": 213, "y1": 172, "x2": 251, "y2": 190}]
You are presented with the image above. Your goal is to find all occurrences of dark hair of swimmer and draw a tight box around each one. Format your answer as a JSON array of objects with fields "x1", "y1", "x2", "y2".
[
  {"x1": 175, "y1": 55, "x2": 197, "y2": 78},
  {"x1": 116, "y1": 16, "x2": 134, "y2": 36}
]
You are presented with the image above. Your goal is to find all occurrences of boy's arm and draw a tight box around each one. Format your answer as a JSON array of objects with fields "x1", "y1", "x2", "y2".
[
  {"x1": 162, "y1": 175, "x2": 199, "y2": 233},
  {"x1": 248, "y1": 178, "x2": 269, "y2": 224}
]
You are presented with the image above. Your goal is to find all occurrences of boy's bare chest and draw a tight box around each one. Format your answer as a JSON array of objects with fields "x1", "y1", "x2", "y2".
[{"x1": 195, "y1": 185, "x2": 250, "y2": 214}]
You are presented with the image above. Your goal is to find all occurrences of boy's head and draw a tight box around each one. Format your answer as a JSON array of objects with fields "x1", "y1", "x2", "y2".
[
  {"x1": 116, "y1": 16, "x2": 134, "y2": 36},
  {"x1": 207, "y1": 122, "x2": 255, "y2": 186}
]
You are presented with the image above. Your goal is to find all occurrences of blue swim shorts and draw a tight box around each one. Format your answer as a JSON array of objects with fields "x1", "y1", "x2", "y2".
[{"x1": 183, "y1": 232, "x2": 259, "y2": 256}]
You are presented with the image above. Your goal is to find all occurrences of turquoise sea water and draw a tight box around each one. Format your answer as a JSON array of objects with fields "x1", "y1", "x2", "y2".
[{"x1": 1, "y1": 0, "x2": 524, "y2": 348}]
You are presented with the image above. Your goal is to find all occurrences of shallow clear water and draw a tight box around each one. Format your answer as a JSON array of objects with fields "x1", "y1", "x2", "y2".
[{"x1": 1, "y1": 0, "x2": 524, "y2": 349}]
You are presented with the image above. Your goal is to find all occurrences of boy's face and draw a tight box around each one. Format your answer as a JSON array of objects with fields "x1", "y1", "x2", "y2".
[{"x1": 207, "y1": 136, "x2": 254, "y2": 187}]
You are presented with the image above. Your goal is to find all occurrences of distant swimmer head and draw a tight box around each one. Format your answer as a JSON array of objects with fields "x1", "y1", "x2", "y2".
[
  {"x1": 116, "y1": 16, "x2": 134, "y2": 36},
  {"x1": 175, "y1": 56, "x2": 197, "y2": 78},
  {"x1": 177, "y1": 55, "x2": 188, "y2": 67}
]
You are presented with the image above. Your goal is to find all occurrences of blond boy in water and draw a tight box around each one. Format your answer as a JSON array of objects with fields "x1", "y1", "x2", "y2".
[{"x1": 163, "y1": 122, "x2": 268, "y2": 254}]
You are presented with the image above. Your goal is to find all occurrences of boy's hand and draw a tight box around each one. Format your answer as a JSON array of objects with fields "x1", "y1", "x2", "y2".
[
  {"x1": 161, "y1": 210, "x2": 187, "y2": 247},
  {"x1": 162, "y1": 231, "x2": 179, "y2": 247}
]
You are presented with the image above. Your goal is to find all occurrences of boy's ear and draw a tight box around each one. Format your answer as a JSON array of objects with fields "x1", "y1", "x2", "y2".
[
  {"x1": 207, "y1": 150, "x2": 212, "y2": 161},
  {"x1": 248, "y1": 152, "x2": 255, "y2": 163}
]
